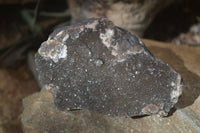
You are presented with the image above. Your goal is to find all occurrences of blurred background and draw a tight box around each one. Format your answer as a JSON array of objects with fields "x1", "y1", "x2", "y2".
[{"x1": 0, "y1": 0, "x2": 200, "y2": 132}]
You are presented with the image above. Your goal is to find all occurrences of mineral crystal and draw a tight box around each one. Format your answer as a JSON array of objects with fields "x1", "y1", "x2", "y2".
[{"x1": 35, "y1": 18, "x2": 182, "y2": 117}]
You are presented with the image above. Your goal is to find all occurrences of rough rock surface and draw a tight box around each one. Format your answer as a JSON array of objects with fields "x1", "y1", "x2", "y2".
[
  {"x1": 68, "y1": 0, "x2": 174, "y2": 36},
  {"x1": 173, "y1": 23, "x2": 200, "y2": 46},
  {"x1": 35, "y1": 18, "x2": 182, "y2": 117},
  {"x1": 0, "y1": 64, "x2": 39, "y2": 133},
  {"x1": 21, "y1": 39, "x2": 200, "y2": 133}
]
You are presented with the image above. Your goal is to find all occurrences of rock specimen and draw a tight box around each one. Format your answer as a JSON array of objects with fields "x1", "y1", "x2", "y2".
[{"x1": 35, "y1": 18, "x2": 182, "y2": 117}]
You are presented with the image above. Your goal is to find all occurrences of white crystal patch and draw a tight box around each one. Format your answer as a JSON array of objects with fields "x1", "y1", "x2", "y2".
[
  {"x1": 100, "y1": 29, "x2": 114, "y2": 49},
  {"x1": 38, "y1": 39, "x2": 67, "y2": 63}
]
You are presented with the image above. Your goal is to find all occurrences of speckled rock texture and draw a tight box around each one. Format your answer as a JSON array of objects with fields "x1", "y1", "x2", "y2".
[
  {"x1": 21, "y1": 39, "x2": 200, "y2": 133},
  {"x1": 35, "y1": 18, "x2": 182, "y2": 117}
]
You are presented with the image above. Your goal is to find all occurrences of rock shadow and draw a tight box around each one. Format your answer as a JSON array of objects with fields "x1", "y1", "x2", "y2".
[{"x1": 148, "y1": 46, "x2": 200, "y2": 109}]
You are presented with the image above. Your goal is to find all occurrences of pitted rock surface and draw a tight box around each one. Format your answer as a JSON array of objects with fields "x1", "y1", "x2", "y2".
[{"x1": 35, "y1": 18, "x2": 182, "y2": 117}]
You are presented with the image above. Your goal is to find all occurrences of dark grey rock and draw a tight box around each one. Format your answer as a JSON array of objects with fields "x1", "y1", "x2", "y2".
[{"x1": 35, "y1": 18, "x2": 182, "y2": 117}]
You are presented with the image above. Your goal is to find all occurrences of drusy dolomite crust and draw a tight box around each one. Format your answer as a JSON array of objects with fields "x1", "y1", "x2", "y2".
[{"x1": 35, "y1": 18, "x2": 182, "y2": 117}]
